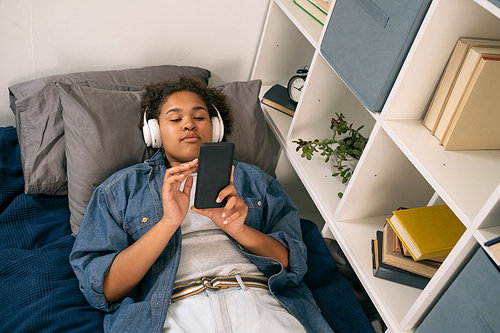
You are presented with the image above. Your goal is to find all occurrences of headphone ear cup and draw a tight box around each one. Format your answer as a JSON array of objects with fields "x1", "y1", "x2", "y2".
[
  {"x1": 148, "y1": 119, "x2": 162, "y2": 148},
  {"x1": 211, "y1": 105, "x2": 225, "y2": 142},
  {"x1": 143, "y1": 115, "x2": 152, "y2": 147},
  {"x1": 211, "y1": 116, "x2": 224, "y2": 142}
]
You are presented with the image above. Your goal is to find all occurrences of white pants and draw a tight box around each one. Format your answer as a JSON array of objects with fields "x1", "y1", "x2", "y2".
[{"x1": 163, "y1": 281, "x2": 306, "y2": 333}]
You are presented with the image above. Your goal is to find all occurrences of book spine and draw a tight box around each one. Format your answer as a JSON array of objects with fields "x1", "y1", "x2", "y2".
[
  {"x1": 307, "y1": 0, "x2": 328, "y2": 15},
  {"x1": 293, "y1": 0, "x2": 325, "y2": 26},
  {"x1": 485, "y1": 235, "x2": 500, "y2": 247}
]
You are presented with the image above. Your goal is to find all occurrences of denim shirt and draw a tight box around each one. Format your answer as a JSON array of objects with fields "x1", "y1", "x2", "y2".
[{"x1": 70, "y1": 151, "x2": 333, "y2": 333}]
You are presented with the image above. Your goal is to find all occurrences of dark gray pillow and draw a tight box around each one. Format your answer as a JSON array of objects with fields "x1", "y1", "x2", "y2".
[
  {"x1": 58, "y1": 79, "x2": 274, "y2": 235},
  {"x1": 58, "y1": 83, "x2": 155, "y2": 234},
  {"x1": 10, "y1": 65, "x2": 210, "y2": 195},
  {"x1": 221, "y1": 80, "x2": 275, "y2": 178}
]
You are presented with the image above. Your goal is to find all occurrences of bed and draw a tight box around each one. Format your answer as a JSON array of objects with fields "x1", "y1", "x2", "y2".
[{"x1": 1, "y1": 64, "x2": 379, "y2": 333}]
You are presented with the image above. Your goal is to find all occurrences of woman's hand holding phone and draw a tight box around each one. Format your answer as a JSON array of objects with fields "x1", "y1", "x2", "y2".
[
  {"x1": 160, "y1": 159, "x2": 199, "y2": 229},
  {"x1": 192, "y1": 166, "x2": 248, "y2": 236}
]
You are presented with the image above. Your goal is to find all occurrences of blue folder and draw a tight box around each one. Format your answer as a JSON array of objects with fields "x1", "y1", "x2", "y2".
[{"x1": 321, "y1": 0, "x2": 432, "y2": 112}]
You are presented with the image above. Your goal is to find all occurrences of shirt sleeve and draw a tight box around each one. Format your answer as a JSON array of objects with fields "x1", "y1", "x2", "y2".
[
  {"x1": 262, "y1": 175, "x2": 308, "y2": 286},
  {"x1": 69, "y1": 186, "x2": 129, "y2": 312},
  {"x1": 235, "y1": 162, "x2": 307, "y2": 287}
]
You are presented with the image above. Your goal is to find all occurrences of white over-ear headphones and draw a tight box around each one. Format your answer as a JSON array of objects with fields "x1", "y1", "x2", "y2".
[{"x1": 142, "y1": 104, "x2": 225, "y2": 148}]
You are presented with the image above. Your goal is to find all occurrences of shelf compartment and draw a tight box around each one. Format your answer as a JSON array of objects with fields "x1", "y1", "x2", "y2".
[
  {"x1": 383, "y1": 0, "x2": 500, "y2": 121},
  {"x1": 334, "y1": 216, "x2": 423, "y2": 330},
  {"x1": 475, "y1": 0, "x2": 500, "y2": 19},
  {"x1": 288, "y1": 53, "x2": 376, "y2": 146},
  {"x1": 336, "y1": 127, "x2": 436, "y2": 222},
  {"x1": 383, "y1": 119, "x2": 500, "y2": 226},
  {"x1": 260, "y1": 85, "x2": 293, "y2": 146},
  {"x1": 274, "y1": 0, "x2": 324, "y2": 47},
  {"x1": 252, "y1": 0, "x2": 316, "y2": 86},
  {"x1": 475, "y1": 226, "x2": 500, "y2": 266}
]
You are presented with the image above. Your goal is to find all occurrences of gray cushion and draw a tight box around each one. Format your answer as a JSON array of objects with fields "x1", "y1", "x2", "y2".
[
  {"x1": 58, "y1": 79, "x2": 274, "y2": 235},
  {"x1": 221, "y1": 80, "x2": 274, "y2": 178},
  {"x1": 58, "y1": 83, "x2": 154, "y2": 234},
  {"x1": 10, "y1": 65, "x2": 211, "y2": 195}
]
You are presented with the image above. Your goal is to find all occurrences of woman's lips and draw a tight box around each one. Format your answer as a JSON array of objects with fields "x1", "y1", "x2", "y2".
[{"x1": 182, "y1": 134, "x2": 200, "y2": 142}]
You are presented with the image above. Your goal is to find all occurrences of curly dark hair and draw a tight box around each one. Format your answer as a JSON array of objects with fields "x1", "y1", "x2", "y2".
[{"x1": 140, "y1": 75, "x2": 232, "y2": 137}]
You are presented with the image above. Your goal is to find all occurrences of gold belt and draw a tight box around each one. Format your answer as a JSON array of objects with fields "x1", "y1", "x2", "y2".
[{"x1": 171, "y1": 275, "x2": 268, "y2": 302}]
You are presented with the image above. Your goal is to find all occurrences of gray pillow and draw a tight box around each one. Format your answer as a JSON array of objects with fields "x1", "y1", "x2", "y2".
[
  {"x1": 10, "y1": 65, "x2": 210, "y2": 195},
  {"x1": 59, "y1": 79, "x2": 274, "y2": 235},
  {"x1": 58, "y1": 83, "x2": 155, "y2": 234},
  {"x1": 221, "y1": 80, "x2": 275, "y2": 178}
]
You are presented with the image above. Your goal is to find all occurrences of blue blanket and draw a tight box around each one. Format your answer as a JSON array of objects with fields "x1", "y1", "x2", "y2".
[
  {"x1": 0, "y1": 127, "x2": 104, "y2": 333},
  {"x1": 0, "y1": 126, "x2": 372, "y2": 333}
]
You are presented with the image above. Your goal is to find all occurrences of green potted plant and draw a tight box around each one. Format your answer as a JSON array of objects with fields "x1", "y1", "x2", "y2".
[{"x1": 293, "y1": 113, "x2": 368, "y2": 198}]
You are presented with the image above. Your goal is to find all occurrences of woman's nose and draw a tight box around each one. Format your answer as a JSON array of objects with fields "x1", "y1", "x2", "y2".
[{"x1": 183, "y1": 121, "x2": 196, "y2": 131}]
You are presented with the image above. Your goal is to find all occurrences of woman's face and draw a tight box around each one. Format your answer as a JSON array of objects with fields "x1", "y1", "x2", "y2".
[{"x1": 158, "y1": 91, "x2": 213, "y2": 167}]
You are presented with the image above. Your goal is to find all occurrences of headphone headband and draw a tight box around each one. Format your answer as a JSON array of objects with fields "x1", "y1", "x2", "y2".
[{"x1": 142, "y1": 104, "x2": 224, "y2": 147}]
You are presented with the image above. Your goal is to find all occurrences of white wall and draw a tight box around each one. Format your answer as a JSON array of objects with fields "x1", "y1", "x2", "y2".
[{"x1": 0, "y1": 0, "x2": 269, "y2": 126}]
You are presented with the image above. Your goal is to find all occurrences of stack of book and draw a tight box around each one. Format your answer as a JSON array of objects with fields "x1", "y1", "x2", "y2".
[
  {"x1": 422, "y1": 37, "x2": 500, "y2": 150},
  {"x1": 293, "y1": 0, "x2": 331, "y2": 26},
  {"x1": 371, "y1": 205, "x2": 466, "y2": 289}
]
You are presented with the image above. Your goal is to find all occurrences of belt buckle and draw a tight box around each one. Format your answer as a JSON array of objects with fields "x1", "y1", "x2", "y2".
[{"x1": 202, "y1": 277, "x2": 222, "y2": 290}]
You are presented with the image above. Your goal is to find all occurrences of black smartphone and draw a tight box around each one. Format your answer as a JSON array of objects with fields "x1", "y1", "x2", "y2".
[{"x1": 194, "y1": 142, "x2": 235, "y2": 209}]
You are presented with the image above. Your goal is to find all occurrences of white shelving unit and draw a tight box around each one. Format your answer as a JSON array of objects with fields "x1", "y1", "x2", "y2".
[{"x1": 251, "y1": 0, "x2": 500, "y2": 332}]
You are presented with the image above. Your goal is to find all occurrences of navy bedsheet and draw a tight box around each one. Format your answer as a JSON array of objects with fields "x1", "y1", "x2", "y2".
[
  {"x1": 0, "y1": 127, "x2": 104, "y2": 333},
  {"x1": 0, "y1": 126, "x2": 372, "y2": 333}
]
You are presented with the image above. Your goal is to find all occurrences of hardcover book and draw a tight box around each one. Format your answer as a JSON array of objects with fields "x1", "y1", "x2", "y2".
[
  {"x1": 372, "y1": 231, "x2": 429, "y2": 289},
  {"x1": 423, "y1": 37, "x2": 500, "y2": 132},
  {"x1": 432, "y1": 46, "x2": 500, "y2": 141},
  {"x1": 382, "y1": 223, "x2": 440, "y2": 279},
  {"x1": 386, "y1": 204, "x2": 466, "y2": 261},
  {"x1": 440, "y1": 56, "x2": 500, "y2": 150},
  {"x1": 485, "y1": 235, "x2": 500, "y2": 266},
  {"x1": 261, "y1": 84, "x2": 297, "y2": 117},
  {"x1": 307, "y1": 0, "x2": 331, "y2": 15},
  {"x1": 294, "y1": 0, "x2": 327, "y2": 25}
]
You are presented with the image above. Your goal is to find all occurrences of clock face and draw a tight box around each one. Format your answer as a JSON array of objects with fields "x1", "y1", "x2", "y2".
[{"x1": 288, "y1": 76, "x2": 305, "y2": 102}]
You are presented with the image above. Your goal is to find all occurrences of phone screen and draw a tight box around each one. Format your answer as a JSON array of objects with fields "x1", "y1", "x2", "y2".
[{"x1": 194, "y1": 142, "x2": 235, "y2": 209}]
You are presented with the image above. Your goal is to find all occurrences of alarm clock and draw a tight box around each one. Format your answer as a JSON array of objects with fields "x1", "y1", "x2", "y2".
[{"x1": 287, "y1": 68, "x2": 308, "y2": 103}]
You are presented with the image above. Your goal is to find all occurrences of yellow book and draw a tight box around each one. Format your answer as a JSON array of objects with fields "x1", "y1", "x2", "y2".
[
  {"x1": 386, "y1": 204, "x2": 466, "y2": 261},
  {"x1": 441, "y1": 56, "x2": 500, "y2": 150}
]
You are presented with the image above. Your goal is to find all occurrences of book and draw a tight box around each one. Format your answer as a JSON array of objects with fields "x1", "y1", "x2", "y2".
[
  {"x1": 372, "y1": 231, "x2": 430, "y2": 289},
  {"x1": 485, "y1": 235, "x2": 500, "y2": 265},
  {"x1": 261, "y1": 84, "x2": 297, "y2": 117},
  {"x1": 382, "y1": 223, "x2": 440, "y2": 278},
  {"x1": 484, "y1": 235, "x2": 500, "y2": 247},
  {"x1": 423, "y1": 37, "x2": 500, "y2": 132},
  {"x1": 393, "y1": 224, "x2": 447, "y2": 264},
  {"x1": 487, "y1": 243, "x2": 500, "y2": 265},
  {"x1": 440, "y1": 56, "x2": 500, "y2": 150},
  {"x1": 293, "y1": 0, "x2": 326, "y2": 25},
  {"x1": 386, "y1": 204, "x2": 466, "y2": 261},
  {"x1": 307, "y1": 0, "x2": 331, "y2": 15},
  {"x1": 432, "y1": 46, "x2": 500, "y2": 141}
]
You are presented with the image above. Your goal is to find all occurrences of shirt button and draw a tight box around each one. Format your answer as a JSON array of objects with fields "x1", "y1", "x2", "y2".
[
  {"x1": 142, "y1": 217, "x2": 149, "y2": 223},
  {"x1": 257, "y1": 201, "x2": 262, "y2": 206}
]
